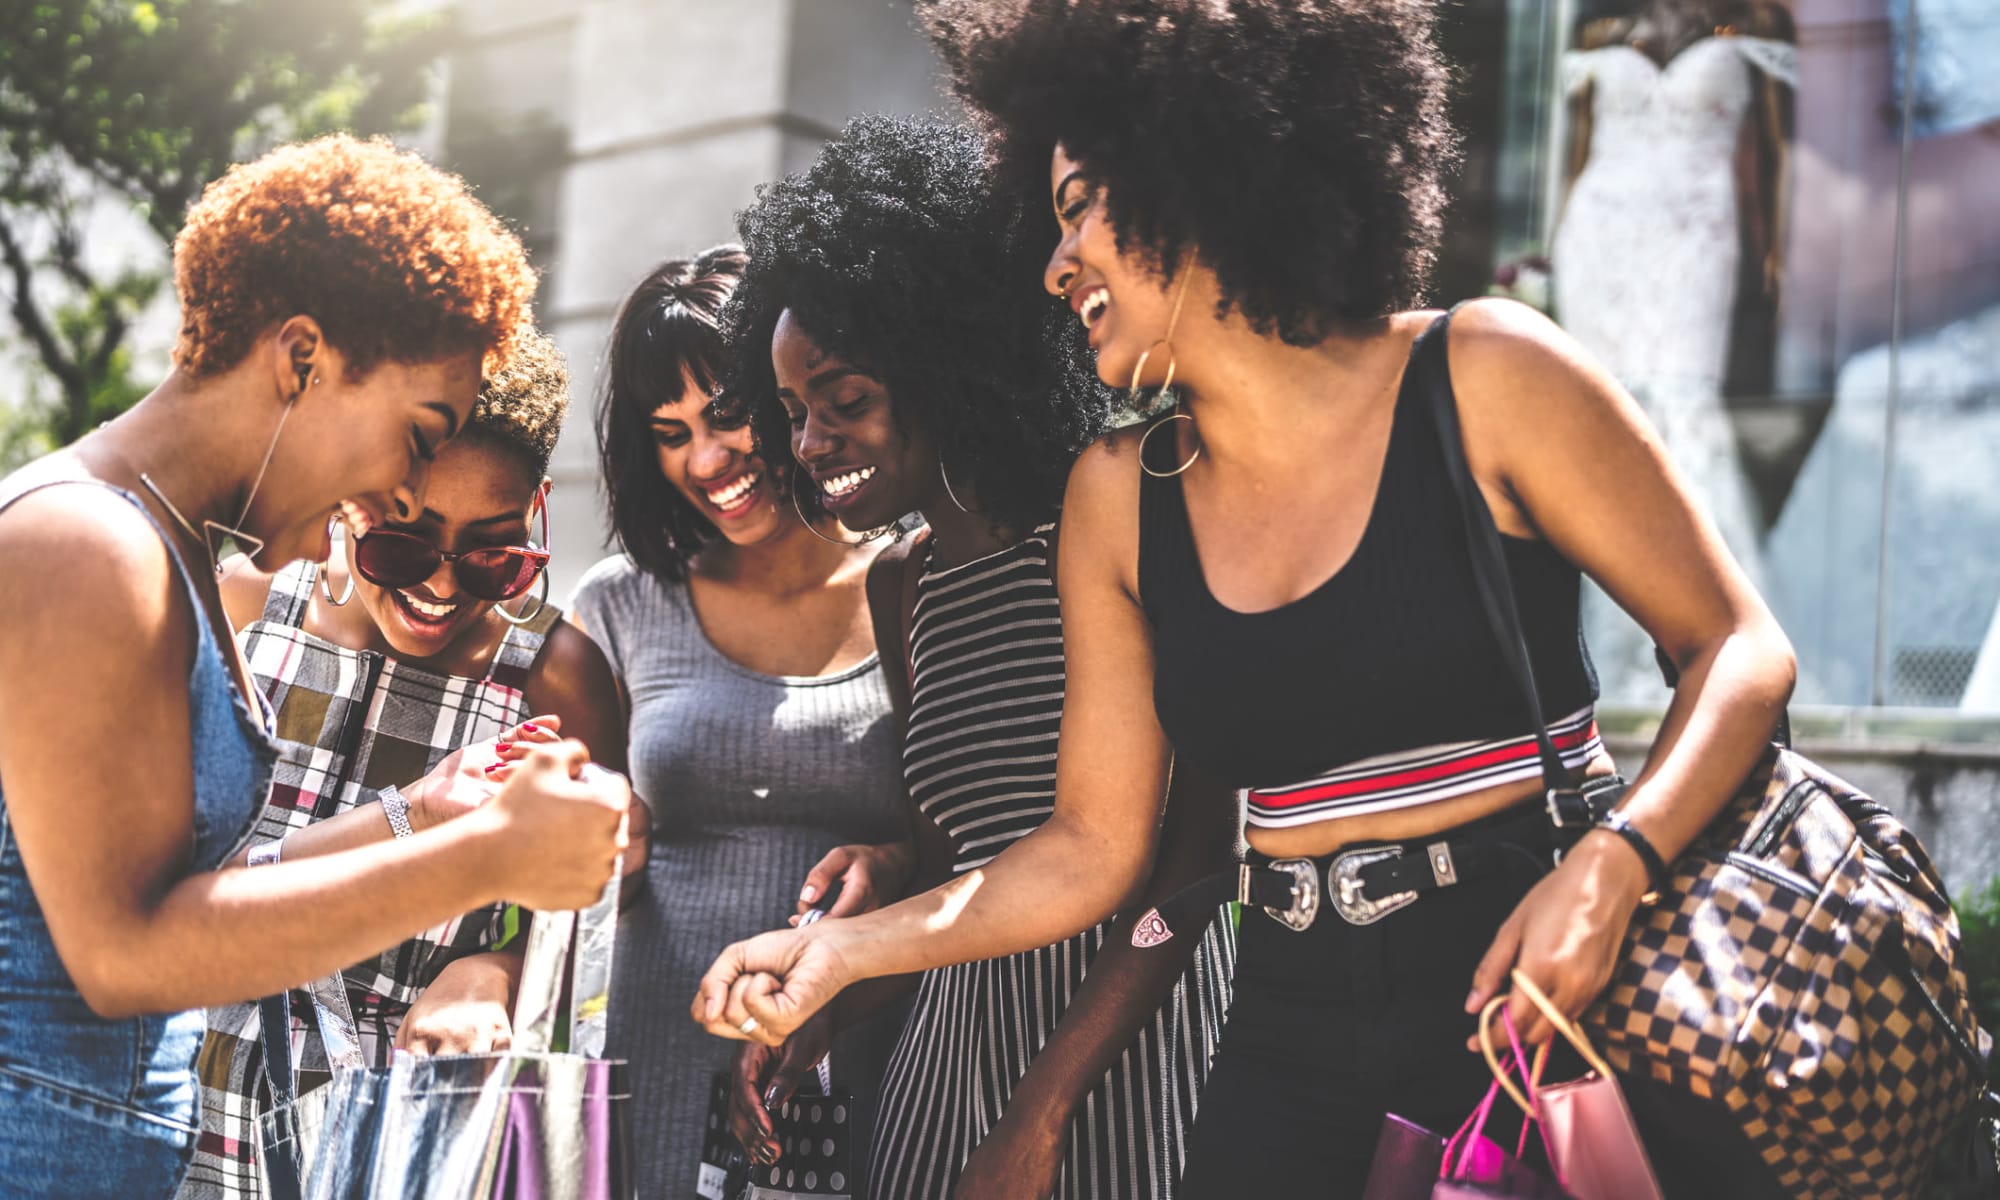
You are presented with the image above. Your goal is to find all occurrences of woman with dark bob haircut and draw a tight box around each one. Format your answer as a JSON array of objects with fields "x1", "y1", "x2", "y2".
[
  {"x1": 715, "y1": 114, "x2": 1231, "y2": 1200},
  {"x1": 0, "y1": 135, "x2": 630, "y2": 1198},
  {"x1": 697, "y1": 4, "x2": 1798, "y2": 1197},
  {"x1": 568, "y1": 248, "x2": 911, "y2": 1199}
]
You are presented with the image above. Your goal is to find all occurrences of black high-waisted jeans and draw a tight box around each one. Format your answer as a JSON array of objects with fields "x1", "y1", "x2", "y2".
[{"x1": 1176, "y1": 810, "x2": 1788, "y2": 1200}]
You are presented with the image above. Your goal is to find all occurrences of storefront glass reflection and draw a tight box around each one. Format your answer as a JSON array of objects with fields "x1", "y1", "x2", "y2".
[{"x1": 1450, "y1": 0, "x2": 2000, "y2": 710}]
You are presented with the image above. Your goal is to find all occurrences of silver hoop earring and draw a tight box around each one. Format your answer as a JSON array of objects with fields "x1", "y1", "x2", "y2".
[
  {"x1": 494, "y1": 569, "x2": 550, "y2": 627},
  {"x1": 1139, "y1": 409, "x2": 1201, "y2": 478},
  {"x1": 938, "y1": 460, "x2": 971, "y2": 513},
  {"x1": 317, "y1": 518, "x2": 355, "y2": 606},
  {"x1": 791, "y1": 481, "x2": 893, "y2": 546}
]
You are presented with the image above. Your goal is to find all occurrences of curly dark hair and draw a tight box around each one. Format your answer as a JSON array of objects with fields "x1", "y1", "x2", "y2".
[
  {"x1": 173, "y1": 134, "x2": 535, "y2": 377},
  {"x1": 917, "y1": 0, "x2": 1460, "y2": 346},
  {"x1": 459, "y1": 327, "x2": 569, "y2": 478},
  {"x1": 597, "y1": 247, "x2": 747, "y2": 583},
  {"x1": 720, "y1": 115, "x2": 1113, "y2": 535}
]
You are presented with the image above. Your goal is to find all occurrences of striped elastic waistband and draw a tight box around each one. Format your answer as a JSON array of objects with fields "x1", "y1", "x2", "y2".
[{"x1": 1242, "y1": 706, "x2": 1603, "y2": 830}]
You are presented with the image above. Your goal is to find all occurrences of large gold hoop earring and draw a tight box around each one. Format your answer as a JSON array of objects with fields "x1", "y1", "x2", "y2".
[
  {"x1": 1126, "y1": 341, "x2": 1180, "y2": 415},
  {"x1": 1126, "y1": 267, "x2": 1195, "y2": 414},
  {"x1": 791, "y1": 481, "x2": 894, "y2": 547},
  {"x1": 317, "y1": 516, "x2": 355, "y2": 606},
  {"x1": 494, "y1": 570, "x2": 550, "y2": 627},
  {"x1": 1139, "y1": 409, "x2": 1201, "y2": 478}
]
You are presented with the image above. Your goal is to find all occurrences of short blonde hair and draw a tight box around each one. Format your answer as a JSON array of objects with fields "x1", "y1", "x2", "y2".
[
  {"x1": 172, "y1": 134, "x2": 537, "y2": 378},
  {"x1": 467, "y1": 328, "x2": 570, "y2": 474}
]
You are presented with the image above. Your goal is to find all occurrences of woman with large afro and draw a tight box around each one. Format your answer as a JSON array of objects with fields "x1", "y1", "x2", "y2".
[
  {"x1": 0, "y1": 135, "x2": 629, "y2": 1197},
  {"x1": 695, "y1": 3, "x2": 1797, "y2": 1195},
  {"x1": 717, "y1": 115, "x2": 1234, "y2": 1199}
]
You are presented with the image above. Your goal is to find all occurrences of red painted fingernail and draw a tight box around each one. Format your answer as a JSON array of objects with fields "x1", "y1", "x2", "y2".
[
  {"x1": 495, "y1": 742, "x2": 514, "y2": 753},
  {"x1": 484, "y1": 762, "x2": 504, "y2": 774},
  {"x1": 522, "y1": 723, "x2": 544, "y2": 735}
]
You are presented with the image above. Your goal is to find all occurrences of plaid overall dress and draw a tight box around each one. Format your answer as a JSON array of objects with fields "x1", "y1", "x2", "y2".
[{"x1": 178, "y1": 560, "x2": 560, "y2": 1199}]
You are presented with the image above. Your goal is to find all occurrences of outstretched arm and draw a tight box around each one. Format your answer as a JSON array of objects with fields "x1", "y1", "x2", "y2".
[{"x1": 693, "y1": 433, "x2": 1175, "y2": 1045}]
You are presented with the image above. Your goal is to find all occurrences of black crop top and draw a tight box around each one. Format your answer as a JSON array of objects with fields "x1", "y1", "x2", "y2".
[{"x1": 1137, "y1": 313, "x2": 1598, "y2": 790}]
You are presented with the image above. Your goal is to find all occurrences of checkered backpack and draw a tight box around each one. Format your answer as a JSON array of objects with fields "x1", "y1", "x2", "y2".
[
  {"x1": 1415, "y1": 308, "x2": 1994, "y2": 1199},
  {"x1": 1584, "y1": 747, "x2": 1989, "y2": 1198}
]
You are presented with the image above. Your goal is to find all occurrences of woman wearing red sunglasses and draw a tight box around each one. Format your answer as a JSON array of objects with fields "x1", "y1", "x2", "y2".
[{"x1": 178, "y1": 329, "x2": 639, "y2": 1199}]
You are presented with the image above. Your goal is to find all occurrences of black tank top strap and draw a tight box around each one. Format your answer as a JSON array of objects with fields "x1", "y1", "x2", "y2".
[{"x1": 1135, "y1": 411, "x2": 1199, "y2": 624}]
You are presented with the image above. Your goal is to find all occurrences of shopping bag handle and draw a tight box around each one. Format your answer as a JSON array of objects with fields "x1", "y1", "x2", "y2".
[
  {"x1": 1478, "y1": 993, "x2": 1545, "y2": 1117},
  {"x1": 257, "y1": 973, "x2": 368, "y2": 1200},
  {"x1": 511, "y1": 763, "x2": 625, "y2": 1057},
  {"x1": 258, "y1": 963, "x2": 368, "y2": 1115},
  {"x1": 1445, "y1": 1024, "x2": 1542, "y2": 1178},
  {"x1": 1508, "y1": 969, "x2": 1618, "y2": 1081}
]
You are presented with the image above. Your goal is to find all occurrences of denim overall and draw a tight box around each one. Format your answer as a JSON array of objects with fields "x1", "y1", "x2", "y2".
[{"x1": 0, "y1": 479, "x2": 276, "y2": 1198}]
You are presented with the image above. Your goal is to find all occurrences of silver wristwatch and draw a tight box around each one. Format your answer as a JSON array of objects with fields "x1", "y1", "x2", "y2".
[{"x1": 379, "y1": 784, "x2": 416, "y2": 839}]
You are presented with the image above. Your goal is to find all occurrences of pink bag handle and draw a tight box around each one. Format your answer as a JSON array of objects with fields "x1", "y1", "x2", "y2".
[
  {"x1": 1472, "y1": 992, "x2": 1544, "y2": 1112},
  {"x1": 1502, "y1": 1003, "x2": 1565, "y2": 1177},
  {"x1": 1442, "y1": 1005, "x2": 1543, "y2": 1178},
  {"x1": 1441, "y1": 1077, "x2": 1512, "y2": 1178}
]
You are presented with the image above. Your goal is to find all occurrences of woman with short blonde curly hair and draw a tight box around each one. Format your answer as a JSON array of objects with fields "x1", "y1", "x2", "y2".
[{"x1": 0, "y1": 134, "x2": 630, "y2": 1197}]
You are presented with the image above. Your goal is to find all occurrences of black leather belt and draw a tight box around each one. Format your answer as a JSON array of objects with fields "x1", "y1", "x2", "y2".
[{"x1": 1128, "y1": 778, "x2": 1626, "y2": 946}]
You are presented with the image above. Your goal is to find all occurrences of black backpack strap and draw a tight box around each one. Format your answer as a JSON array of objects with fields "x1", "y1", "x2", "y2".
[
  {"x1": 1414, "y1": 307, "x2": 1791, "y2": 801},
  {"x1": 1409, "y1": 309, "x2": 1574, "y2": 801}
]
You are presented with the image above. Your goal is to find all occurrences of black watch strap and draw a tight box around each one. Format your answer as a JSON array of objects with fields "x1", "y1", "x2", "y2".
[{"x1": 1597, "y1": 809, "x2": 1669, "y2": 891}]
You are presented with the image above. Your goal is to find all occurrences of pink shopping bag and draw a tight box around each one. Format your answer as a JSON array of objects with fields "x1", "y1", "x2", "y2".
[
  {"x1": 1479, "y1": 971, "x2": 1664, "y2": 1200},
  {"x1": 1361, "y1": 998, "x2": 1568, "y2": 1200}
]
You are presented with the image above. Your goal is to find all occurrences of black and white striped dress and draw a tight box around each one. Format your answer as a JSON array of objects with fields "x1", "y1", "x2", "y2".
[{"x1": 867, "y1": 525, "x2": 1233, "y2": 1200}]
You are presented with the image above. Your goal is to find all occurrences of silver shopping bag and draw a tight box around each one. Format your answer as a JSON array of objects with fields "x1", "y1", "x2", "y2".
[
  {"x1": 257, "y1": 967, "x2": 381, "y2": 1200},
  {"x1": 264, "y1": 870, "x2": 633, "y2": 1200}
]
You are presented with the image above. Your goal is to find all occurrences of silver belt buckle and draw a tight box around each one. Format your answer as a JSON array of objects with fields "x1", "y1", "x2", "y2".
[
  {"x1": 1248, "y1": 858, "x2": 1320, "y2": 932},
  {"x1": 1329, "y1": 847, "x2": 1419, "y2": 925}
]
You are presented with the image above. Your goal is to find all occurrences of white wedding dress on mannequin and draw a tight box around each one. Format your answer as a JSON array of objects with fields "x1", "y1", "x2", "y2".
[{"x1": 1552, "y1": 34, "x2": 1794, "y2": 699}]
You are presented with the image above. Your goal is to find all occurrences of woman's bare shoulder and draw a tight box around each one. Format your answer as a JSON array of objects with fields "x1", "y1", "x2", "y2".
[
  {"x1": 0, "y1": 476, "x2": 193, "y2": 685},
  {"x1": 0, "y1": 476, "x2": 180, "y2": 599},
  {"x1": 1058, "y1": 425, "x2": 1153, "y2": 597},
  {"x1": 1066, "y1": 423, "x2": 1149, "y2": 512}
]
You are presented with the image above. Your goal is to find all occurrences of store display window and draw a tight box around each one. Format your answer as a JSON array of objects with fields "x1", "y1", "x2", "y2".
[{"x1": 1438, "y1": 0, "x2": 2000, "y2": 710}]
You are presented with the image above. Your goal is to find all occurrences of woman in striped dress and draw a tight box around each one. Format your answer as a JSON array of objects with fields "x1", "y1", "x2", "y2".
[{"x1": 719, "y1": 116, "x2": 1235, "y2": 1200}]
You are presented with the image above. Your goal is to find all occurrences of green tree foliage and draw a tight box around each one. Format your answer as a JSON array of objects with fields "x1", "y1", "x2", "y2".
[
  {"x1": 1959, "y1": 873, "x2": 2000, "y2": 1041},
  {"x1": 0, "y1": 0, "x2": 449, "y2": 458}
]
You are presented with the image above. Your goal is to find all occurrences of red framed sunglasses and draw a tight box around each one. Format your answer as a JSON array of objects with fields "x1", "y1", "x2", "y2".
[{"x1": 352, "y1": 491, "x2": 551, "y2": 603}]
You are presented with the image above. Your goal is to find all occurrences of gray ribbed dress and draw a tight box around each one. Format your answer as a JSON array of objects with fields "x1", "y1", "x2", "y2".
[{"x1": 569, "y1": 555, "x2": 909, "y2": 1200}]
